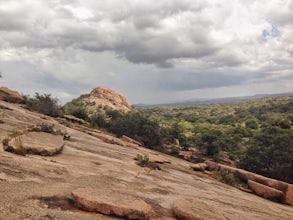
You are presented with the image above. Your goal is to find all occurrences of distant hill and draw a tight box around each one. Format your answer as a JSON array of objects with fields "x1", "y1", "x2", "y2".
[{"x1": 135, "y1": 92, "x2": 293, "y2": 108}]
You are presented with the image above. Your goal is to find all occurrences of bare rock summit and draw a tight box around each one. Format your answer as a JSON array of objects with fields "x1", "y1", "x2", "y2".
[
  {"x1": 0, "y1": 86, "x2": 23, "y2": 103},
  {"x1": 82, "y1": 87, "x2": 131, "y2": 112}
]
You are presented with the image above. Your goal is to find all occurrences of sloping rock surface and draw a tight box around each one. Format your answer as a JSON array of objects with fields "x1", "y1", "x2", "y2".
[
  {"x1": 72, "y1": 187, "x2": 151, "y2": 219},
  {"x1": 0, "y1": 100, "x2": 292, "y2": 220},
  {"x1": 172, "y1": 198, "x2": 226, "y2": 220},
  {"x1": 6, "y1": 132, "x2": 64, "y2": 156}
]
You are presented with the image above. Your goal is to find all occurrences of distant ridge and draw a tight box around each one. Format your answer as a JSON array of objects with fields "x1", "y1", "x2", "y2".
[{"x1": 135, "y1": 92, "x2": 293, "y2": 108}]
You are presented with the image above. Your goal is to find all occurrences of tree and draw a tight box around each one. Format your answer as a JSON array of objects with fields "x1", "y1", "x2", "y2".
[
  {"x1": 24, "y1": 93, "x2": 62, "y2": 117},
  {"x1": 109, "y1": 111, "x2": 162, "y2": 148},
  {"x1": 239, "y1": 126, "x2": 293, "y2": 183},
  {"x1": 245, "y1": 118, "x2": 258, "y2": 129}
]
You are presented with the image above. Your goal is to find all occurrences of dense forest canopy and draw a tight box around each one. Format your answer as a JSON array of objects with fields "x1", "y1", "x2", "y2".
[{"x1": 140, "y1": 96, "x2": 293, "y2": 183}]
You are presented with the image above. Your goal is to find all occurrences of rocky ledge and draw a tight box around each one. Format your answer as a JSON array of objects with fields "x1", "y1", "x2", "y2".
[
  {"x1": 71, "y1": 187, "x2": 151, "y2": 220},
  {"x1": 4, "y1": 132, "x2": 64, "y2": 156}
]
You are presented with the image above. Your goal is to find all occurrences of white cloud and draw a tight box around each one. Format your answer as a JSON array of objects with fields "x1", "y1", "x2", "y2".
[{"x1": 0, "y1": 0, "x2": 292, "y2": 104}]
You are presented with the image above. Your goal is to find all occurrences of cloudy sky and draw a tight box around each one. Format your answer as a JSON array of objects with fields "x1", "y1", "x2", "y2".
[{"x1": 0, "y1": 0, "x2": 292, "y2": 104}]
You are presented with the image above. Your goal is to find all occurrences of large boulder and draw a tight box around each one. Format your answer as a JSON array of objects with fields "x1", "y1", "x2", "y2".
[
  {"x1": 172, "y1": 198, "x2": 226, "y2": 220},
  {"x1": 0, "y1": 87, "x2": 23, "y2": 103},
  {"x1": 4, "y1": 132, "x2": 64, "y2": 156},
  {"x1": 71, "y1": 187, "x2": 151, "y2": 220},
  {"x1": 82, "y1": 87, "x2": 132, "y2": 112},
  {"x1": 236, "y1": 169, "x2": 288, "y2": 192},
  {"x1": 248, "y1": 180, "x2": 284, "y2": 201}
]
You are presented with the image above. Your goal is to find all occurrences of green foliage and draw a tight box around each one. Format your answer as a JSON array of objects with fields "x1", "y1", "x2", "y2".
[
  {"x1": 63, "y1": 97, "x2": 88, "y2": 120},
  {"x1": 245, "y1": 118, "x2": 258, "y2": 129},
  {"x1": 70, "y1": 106, "x2": 88, "y2": 120},
  {"x1": 24, "y1": 93, "x2": 62, "y2": 117},
  {"x1": 169, "y1": 146, "x2": 180, "y2": 156},
  {"x1": 141, "y1": 96, "x2": 292, "y2": 182},
  {"x1": 108, "y1": 111, "x2": 162, "y2": 148},
  {"x1": 89, "y1": 113, "x2": 108, "y2": 128},
  {"x1": 218, "y1": 170, "x2": 240, "y2": 186},
  {"x1": 135, "y1": 154, "x2": 161, "y2": 170},
  {"x1": 63, "y1": 95, "x2": 292, "y2": 182},
  {"x1": 239, "y1": 125, "x2": 293, "y2": 183}
]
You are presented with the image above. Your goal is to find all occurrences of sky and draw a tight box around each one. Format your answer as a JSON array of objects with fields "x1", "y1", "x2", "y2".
[{"x1": 0, "y1": 0, "x2": 292, "y2": 105}]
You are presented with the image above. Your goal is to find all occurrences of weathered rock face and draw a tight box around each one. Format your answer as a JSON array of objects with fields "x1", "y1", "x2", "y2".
[
  {"x1": 4, "y1": 132, "x2": 64, "y2": 156},
  {"x1": 82, "y1": 87, "x2": 131, "y2": 112},
  {"x1": 284, "y1": 185, "x2": 293, "y2": 205},
  {"x1": 172, "y1": 198, "x2": 226, "y2": 220},
  {"x1": 203, "y1": 160, "x2": 293, "y2": 205},
  {"x1": 71, "y1": 187, "x2": 151, "y2": 220},
  {"x1": 190, "y1": 163, "x2": 208, "y2": 172},
  {"x1": 0, "y1": 87, "x2": 23, "y2": 103},
  {"x1": 248, "y1": 180, "x2": 284, "y2": 201}
]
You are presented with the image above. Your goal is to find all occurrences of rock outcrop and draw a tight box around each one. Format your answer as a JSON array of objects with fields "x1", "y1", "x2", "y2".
[
  {"x1": 0, "y1": 87, "x2": 23, "y2": 103},
  {"x1": 4, "y1": 132, "x2": 64, "y2": 156},
  {"x1": 202, "y1": 160, "x2": 293, "y2": 205},
  {"x1": 63, "y1": 115, "x2": 89, "y2": 125},
  {"x1": 71, "y1": 187, "x2": 151, "y2": 220},
  {"x1": 190, "y1": 163, "x2": 208, "y2": 172},
  {"x1": 248, "y1": 180, "x2": 284, "y2": 200},
  {"x1": 82, "y1": 87, "x2": 131, "y2": 112}
]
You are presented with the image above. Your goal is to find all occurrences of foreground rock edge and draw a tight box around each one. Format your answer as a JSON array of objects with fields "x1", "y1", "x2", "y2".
[
  {"x1": 172, "y1": 198, "x2": 226, "y2": 220},
  {"x1": 71, "y1": 187, "x2": 152, "y2": 220},
  {"x1": 203, "y1": 160, "x2": 293, "y2": 205},
  {"x1": 4, "y1": 132, "x2": 65, "y2": 156}
]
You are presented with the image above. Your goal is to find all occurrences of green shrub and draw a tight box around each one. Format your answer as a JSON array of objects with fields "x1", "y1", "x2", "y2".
[
  {"x1": 69, "y1": 106, "x2": 88, "y2": 120},
  {"x1": 245, "y1": 118, "x2": 258, "y2": 129},
  {"x1": 109, "y1": 111, "x2": 162, "y2": 148},
  {"x1": 89, "y1": 113, "x2": 108, "y2": 128},
  {"x1": 169, "y1": 146, "x2": 180, "y2": 156},
  {"x1": 219, "y1": 170, "x2": 239, "y2": 186},
  {"x1": 239, "y1": 126, "x2": 293, "y2": 183},
  {"x1": 135, "y1": 154, "x2": 161, "y2": 170},
  {"x1": 24, "y1": 93, "x2": 62, "y2": 117}
]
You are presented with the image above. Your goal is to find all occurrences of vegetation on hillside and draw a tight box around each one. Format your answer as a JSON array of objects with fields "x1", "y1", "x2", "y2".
[
  {"x1": 23, "y1": 93, "x2": 63, "y2": 117},
  {"x1": 26, "y1": 92, "x2": 292, "y2": 183},
  {"x1": 141, "y1": 96, "x2": 293, "y2": 183}
]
